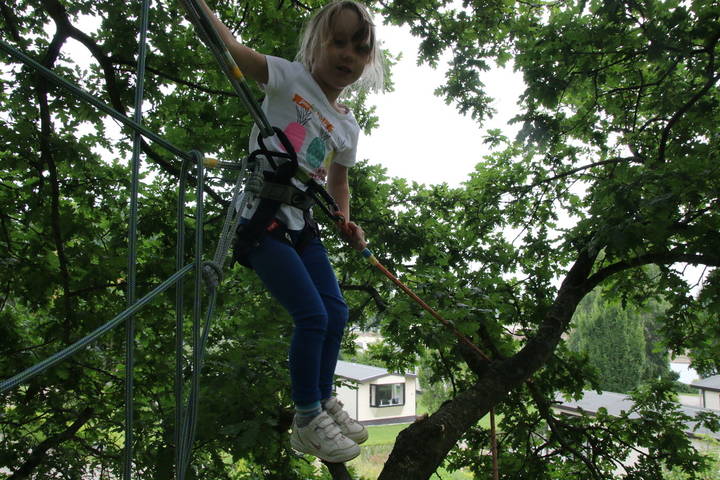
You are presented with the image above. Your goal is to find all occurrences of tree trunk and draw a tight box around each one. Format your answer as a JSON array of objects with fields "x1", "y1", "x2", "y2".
[
  {"x1": 322, "y1": 461, "x2": 354, "y2": 480},
  {"x1": 378, "y1": 250, "x2": 597, "y2": 480}
]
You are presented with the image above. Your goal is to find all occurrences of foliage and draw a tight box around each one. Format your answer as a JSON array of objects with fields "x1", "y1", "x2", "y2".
[
  {"x1": 664, "y1": 438, "x2": 720, "y2": 480},
  {"x1": 1, "y1": 0, "x2": 719, "y2": 479},
  {"x1": 567, "y1": 285, "x2": 672, "y2": 393}
]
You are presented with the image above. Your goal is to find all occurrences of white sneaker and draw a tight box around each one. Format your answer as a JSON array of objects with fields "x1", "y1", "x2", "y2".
[
  {"x1": 290, "y1": 411, "x2": 360, "y2": 463},
  {"x1": 323, "y1": 397, "x2": 369, "y2": 445}
]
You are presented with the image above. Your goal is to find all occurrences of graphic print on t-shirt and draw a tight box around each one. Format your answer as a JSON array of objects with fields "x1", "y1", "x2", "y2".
[
  {"x1": 283, "y1": 104, "x2": 312, "y2": 154},
  {"x1": 281, "y1": 93, "x2": 344, "y2": 182},
  {"x1": 307, "y1": 129, "x2": 330, "y2": 168}
]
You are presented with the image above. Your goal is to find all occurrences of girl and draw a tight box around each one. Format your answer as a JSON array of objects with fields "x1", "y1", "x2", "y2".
[{"x1": 196, "y1": 0, "x2": 384, "y2": 463}]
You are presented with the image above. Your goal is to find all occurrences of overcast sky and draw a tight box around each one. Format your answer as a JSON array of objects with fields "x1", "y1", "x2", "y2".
[{"x1": 357, "y1": 22, "x2": 525, "y2": 187}]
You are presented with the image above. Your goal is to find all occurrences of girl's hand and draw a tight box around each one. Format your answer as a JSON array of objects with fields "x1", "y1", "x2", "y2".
[{"x1": 338, "y1": 220, "x2": 367, "y2": 251}]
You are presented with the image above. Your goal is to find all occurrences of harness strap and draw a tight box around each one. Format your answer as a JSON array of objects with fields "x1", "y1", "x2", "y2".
[
  {"x1": 258, "y1": 181, "x2": 315, "y2": 210},
  {"x1": 233, "y1": 128, "x2": 346, "y2": 268}
]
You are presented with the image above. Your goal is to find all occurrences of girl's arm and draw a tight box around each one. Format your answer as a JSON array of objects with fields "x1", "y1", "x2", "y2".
[
  {"x1": 327, "y1": 162, "x2": 351, "y2": 221},
  {"x1": 195, "y1": 0, "x2": 268, "y2": 84},
  {"x1": 327, "y1": 162, "x2": 367, "y2": 251}
]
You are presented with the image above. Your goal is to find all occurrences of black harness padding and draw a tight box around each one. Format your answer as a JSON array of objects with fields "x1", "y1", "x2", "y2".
[
  {"x1": 258, "y1": 179, "x2": 315, "y2": 210},
  {"x1": 233, "y1": 128, "x2": 321, "y2": 268}
]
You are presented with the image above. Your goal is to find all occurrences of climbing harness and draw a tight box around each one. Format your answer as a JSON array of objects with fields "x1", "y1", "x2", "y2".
[
  {"x1": 231, "y1": 128, "x2": 307, "y2": 266},
  {"x1": 178, "y1": 0, "x2": 494, "y2": 372}
]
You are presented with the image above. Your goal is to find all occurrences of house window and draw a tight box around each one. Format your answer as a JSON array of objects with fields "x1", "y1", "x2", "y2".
[{"x1": 370, "y1": 383, "x2": 405, "y2": 407}]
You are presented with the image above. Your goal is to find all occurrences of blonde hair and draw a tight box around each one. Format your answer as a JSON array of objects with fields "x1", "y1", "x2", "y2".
[{"x1": 296, "y1": 1, "x2": 384, "y2": 93}]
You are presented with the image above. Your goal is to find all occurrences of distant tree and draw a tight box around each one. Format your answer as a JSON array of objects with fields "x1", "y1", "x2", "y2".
[{"x1": 567, "y1": 288, "x2": 671, "y2": 393}]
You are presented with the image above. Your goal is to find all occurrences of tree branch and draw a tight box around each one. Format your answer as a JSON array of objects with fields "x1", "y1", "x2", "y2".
[
  {"x1": 526, "y1": 382, "x2": 604, "y2": 479},
  {"x1": 518, "y1": 157, "x2": 643, "y2": 193},
  {"x1": 0, "y1": 0, "x2": 21, "y2": 42},
  {"x1": 321, "y1": 461, "x2": 353, "y2": 480},
  {"x1": 9, "y1": 407, "x2": 94, "y2": 480},
  {"x1": 657, "y1": 72, "x2": 720, "y2": 164},
  {"x1": 585, "y1": 250, "x2": 720, "y2": 293},
  {"x1": 112, "y1": 57, "x2": 236, "y2": 97},
  {"x1": 35, "y1": 29, "x2": 75, "y2": 343},
  {"x1": 340, "y1": 283, "x2": 387, "y2": 310},
  {"x1": 656, "y1": 32, "x2": 719, "y2": 164}
]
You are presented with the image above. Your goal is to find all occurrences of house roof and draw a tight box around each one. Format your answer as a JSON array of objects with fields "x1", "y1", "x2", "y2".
[
  {"x1": 335, "y1": 360, "x2": 416, "y2": 382},
  {"x1": 691, "y1": 375, "x2": 720, "y2": 392},
  {"x1": 553, "y1": 390, "x2": 719, "y2": 440},
  {"x1": 554, "y1": 390, "x2": 641, "y2": 419}
]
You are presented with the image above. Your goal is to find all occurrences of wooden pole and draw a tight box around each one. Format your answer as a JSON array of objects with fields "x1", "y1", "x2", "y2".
[{"x1": 490, "y1": 408, "x2": 499, "y2": 480}]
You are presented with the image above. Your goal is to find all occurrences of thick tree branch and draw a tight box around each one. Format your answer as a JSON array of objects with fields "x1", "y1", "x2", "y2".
[
  {"x1": 0, "y1": 0, "x2": 21, "y2": 42},
  {"x1": 36, "y1": 30, "x2": 75, "y2": 343},
  {"x1": 376, "y1": 250, "x2": 604, "y2": 478},
  {"x1": 9, "y1": 407, "x2": 94, "y2": 480},
  {"x1": 586, "y1": 250, "x2": 720, "y2": 293}
]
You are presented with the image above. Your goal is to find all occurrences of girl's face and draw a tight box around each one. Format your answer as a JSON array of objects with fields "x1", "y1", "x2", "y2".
[{"x1": 311, "y1": 8, "x2": 372, "y2": 105}]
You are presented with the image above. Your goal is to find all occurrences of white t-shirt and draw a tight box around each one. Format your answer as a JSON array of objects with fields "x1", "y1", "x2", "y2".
[{"x1": 241, "y1": 55, "x2": 360, "y2": 231}]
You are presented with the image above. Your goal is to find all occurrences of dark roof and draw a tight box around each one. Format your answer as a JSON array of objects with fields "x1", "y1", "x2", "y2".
[
  {"x1": 334, "y1": 360, "x2": 416, "y2": 383},
  {"x1": 554, "y1": 390, "x2": 719, "y2": 441},
  {"x1": 554, "y1": 390, "x2": 641, "y2": 419},
  {"x1": 691, "y1": 375, "x2": 720, "y2": 392}
]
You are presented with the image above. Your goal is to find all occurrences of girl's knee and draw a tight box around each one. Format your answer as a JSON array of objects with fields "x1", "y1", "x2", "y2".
[
  {"x1": 326, "y1": 301, "x2": 349, "y2": 337},
  {"x1": 294, "y1": 311, "x2": 329, "y2": 334}
]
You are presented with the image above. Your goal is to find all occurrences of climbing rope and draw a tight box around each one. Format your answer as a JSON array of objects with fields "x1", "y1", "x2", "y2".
[
  {"x1": 0, "y1": 17, "x2": 219, "y2": 480},
  {"x1": 124, "y1": 0, "x2": 151, "y2": 476},
  {"x1": 178, "y1": 0, "x2": 274, "y2": 137}
]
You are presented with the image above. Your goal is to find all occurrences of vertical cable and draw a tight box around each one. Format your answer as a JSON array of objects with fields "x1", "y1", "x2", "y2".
[
  {"x1": 490, "y1": 408, "x2": 499, "y2": 480},
  {"x1": 125, "y1": 0, "x2": 151, "y2": 478},
  {"x1": 175, "y1": 157, "x2": 190, "y2": 479},
  {"x1": 189, "y1": 150, "x2": 205, "y2": 472},
  {"x1": 178, "y1": 150, "x2": 205, "y2": 478}
]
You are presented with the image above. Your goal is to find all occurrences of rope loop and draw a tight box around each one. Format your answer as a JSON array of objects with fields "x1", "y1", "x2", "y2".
[{"x1": 202, "y1": 261, "x2": 223, "y2": 289}]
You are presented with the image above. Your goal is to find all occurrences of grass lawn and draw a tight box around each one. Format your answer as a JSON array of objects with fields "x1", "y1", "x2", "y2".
[{"x1": 347, "y1": 423, "x2": 474, "y2": 480}]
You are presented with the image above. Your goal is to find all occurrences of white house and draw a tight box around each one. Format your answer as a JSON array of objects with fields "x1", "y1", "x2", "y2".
[
  {"x1": 691, "y1": 375, "x2": 720, "y2": 411},
  {"x1": 334, "y1": 360, "x2": 417, "y2": 425}
]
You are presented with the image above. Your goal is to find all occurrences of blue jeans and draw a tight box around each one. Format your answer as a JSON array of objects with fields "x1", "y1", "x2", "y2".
[{"x1": 246, "y1": 228, "x2": 348, "y2": 405}]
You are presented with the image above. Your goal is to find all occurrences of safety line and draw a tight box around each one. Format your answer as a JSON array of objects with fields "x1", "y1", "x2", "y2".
[
  {"x1": 0, "y1": 39, "x2": 192, "y2": 162},
  {"x1": 175, "y1": 156, "x2": 191, "y2": 477},
  {"x1": 0, "y1": 264, "x2": 195, "y2": 394},
  {"x1": 187, "y1": 150, "x2": 206, "y2": 478},
  {"x1": 124, "y1": 1, "x2": 151, "y2": 477},
  {"x1": 179, "y1": 0, "x2": 274, "y2": 137},
  {"x1": 361, "y1": 248, "x2": 490, "y2": 361}
]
